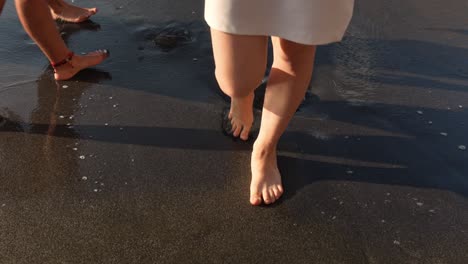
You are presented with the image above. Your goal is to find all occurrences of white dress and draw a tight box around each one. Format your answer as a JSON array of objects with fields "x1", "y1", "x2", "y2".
[{"x1": 205, "y1": 0, "x2": 354, "y2": 45}]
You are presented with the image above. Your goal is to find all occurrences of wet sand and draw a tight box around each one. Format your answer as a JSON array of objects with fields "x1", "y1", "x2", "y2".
[{"x1": 1, "y1": 0, "x2": 468, "y2": 263}]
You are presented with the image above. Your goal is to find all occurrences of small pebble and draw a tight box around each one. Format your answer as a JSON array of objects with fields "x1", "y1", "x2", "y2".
[
  {"x1": 120, "y1": 127, "x2": 124, "y2": 131},
  {"x1": 93, "y1": 189, "x2": 98, "y2": 192},
  {"x1": 393, "y1": 240, "x2": 400, "y2": 245},
  {"x1": 59, "y1": 115, "x2": 65, "y2": 119},
  {"x1": 458, "y1": 145, "x2": 466, "y2": 150},
  {"x1": 429, "y1": 209, "x2": 436, "y2": 213},
  {"x1": 386, "y1": 192, "x2": 391, "y2": 196},
  {"x1": 62, "y1": 85, "x2": 68, "y2": 89},
  {"x1": 100, "y1": 183, "x2": 104, "y2": 186},
  {"x1": 440, "y1": 132, "x2": 448, "y2": 136},
  {"x1": 381, "y1": 220, "x2": 386, "y2": 223},
  {"x1": 344, "y1": 136, "x2": 349, "y2": 139},
  {"x1": 321, "y1": 211, "x2": 325, "y2": 215},
  {"x1": 346, "y1": 170, "x2": 354, "y2": 174},
  {"x1": 331, "y1": 216, "x2": 336, "y2": 220},
  {"x1": 69, "y1": 115, "x2": 74, "y2": 120},
  {"x1": 105, "y1": 123, "x2": 109, "y2": 126},
  {"x1": 82, "y1": 176, "x2": 88, "y2": 181},
  {"x1": 459, "y1": 105, "x2": 463, "y2": 109},
  {"x1": 113, "y1": 104, "x2": 118, "y2": 108},
  {"x1": 109, "y1": 96, "x2": 113, "y2": 100},
  {"x1": 124, "y1": 182, "x2": 128, "y2": 185},
  {"x1": 416, "y1": 202, "x2": 423, "y2": 206},
  {"x1": 79, "y1": 155, "x2": 85, "y2": 160},
  {"x1": 417, "y1": 110, "x2": 423, "y2": 115},
  {"x1": 72, "y1": 148, "x2": 78, "y2": 151},
  {"x1": 428, "y1": 121, "x2": 433, "y2": 125}
]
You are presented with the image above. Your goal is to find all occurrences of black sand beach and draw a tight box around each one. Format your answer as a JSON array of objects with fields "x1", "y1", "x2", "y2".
[{"x1": 0, "y1": 0, "x2": 467, "y2": 263}]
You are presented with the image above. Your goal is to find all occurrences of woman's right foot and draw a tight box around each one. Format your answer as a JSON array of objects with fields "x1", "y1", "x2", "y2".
[
  {"x1": 54, "y1": 50, "x2": 108, "y2": 80},
  {"x1": 229, "y1": 93, "x2": 254, "y2": 140}
]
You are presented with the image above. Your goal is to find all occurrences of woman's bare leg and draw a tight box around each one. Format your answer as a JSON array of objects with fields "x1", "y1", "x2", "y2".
[
  {"x1": 15, "y1": 0, "x2": 107, "y2": 80},
  {"x1": 250, "y1": 37, "x2": 316, "y2": 205},
  {"x1": 210, "y1": 29, "x2": 268, "y2": 140}
]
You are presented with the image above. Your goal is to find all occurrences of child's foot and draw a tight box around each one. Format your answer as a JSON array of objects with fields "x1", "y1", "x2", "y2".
[
  {"x1": 229, "y1": 93, "x2": 254, "y2": 140},
  {"x1": 54, "y1": 50, "x2": 108, "y2": 80},
  {"x1": 50, "y1": 0, "x2": 97, "y2": 23},
  {"x1": 250, "y1": 142, "x2": 284, "y2": 205}
]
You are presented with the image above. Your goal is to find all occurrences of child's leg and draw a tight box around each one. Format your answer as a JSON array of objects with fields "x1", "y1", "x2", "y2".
[
  {"x1": 250, "y1": 37, "x2": 316, "y2": 205},
  {"x1": 0, "y1": 0, "x2": 5, "y2": 14},
  {"x1": 15, "y1": 0, "x2": 107, "y2": 80}
]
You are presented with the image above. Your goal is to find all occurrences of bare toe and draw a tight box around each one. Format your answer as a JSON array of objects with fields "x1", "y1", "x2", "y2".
[
  {"x1": 273, "y1": 186, "x2": 283, "y2": 200},
  {"x1": 262, "y1": 189, "x2": 273, "y2": 204},
  {"x1": 82, "y1": 49, "x2": 109, "y2": 67},
  {"x1": 250, "y1": 191, "x2": 262, "y2": 206},
  {"x1": 269, "y1": 189, "x2": 277, "y2": 203},
  {"x1": 240, "y1": 124, "x2": 251, "y2": 141},
  {"x1": 88, "y1": 7, "x2": 98, "y2": 15},
  {"x1": 231, "y1": 123, "x2": 241, "y2": 137}
]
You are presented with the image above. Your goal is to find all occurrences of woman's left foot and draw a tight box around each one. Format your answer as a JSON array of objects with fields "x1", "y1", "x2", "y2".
[
  {"x1": 50, "y1": 0, "x2": 97, "y2": 23},
  {"x1": 250, "y1": 141, "x2": 284, "y2": 205}
]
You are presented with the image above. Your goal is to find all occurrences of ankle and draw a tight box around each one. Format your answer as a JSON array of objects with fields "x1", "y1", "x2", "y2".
[
  {"x1": 51, "y1": 51, "x2": 74, "y2": 70},
  {"x1": 231, "y1": 92, "x2": 254, "y2": 101},
  {"x1": 253, "y1": 140, "x2": 277, "y2": 156}
]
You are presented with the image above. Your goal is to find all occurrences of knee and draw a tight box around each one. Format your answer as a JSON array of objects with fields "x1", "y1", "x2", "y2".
[{"x1": 215, "y1": 67, "x2": 265, "y2": 98}]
